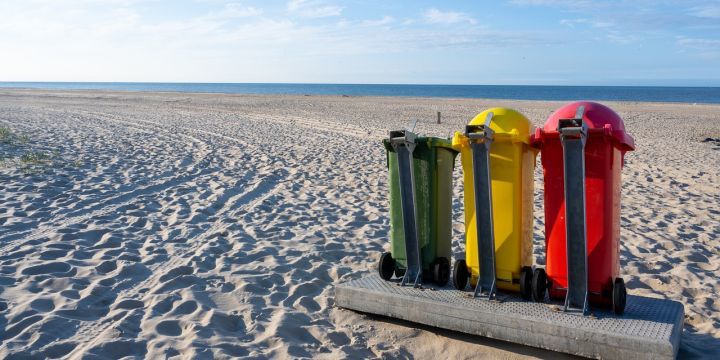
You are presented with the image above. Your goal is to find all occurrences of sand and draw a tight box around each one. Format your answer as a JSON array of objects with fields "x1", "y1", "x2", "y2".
[{"x1": 0, "y1": 89, "x2": 718, "y2": 359}]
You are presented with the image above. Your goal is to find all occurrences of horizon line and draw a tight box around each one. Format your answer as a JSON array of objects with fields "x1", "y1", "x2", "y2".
[{"x1": 1, "y1": 81, "x2": 720, "y2": 88}]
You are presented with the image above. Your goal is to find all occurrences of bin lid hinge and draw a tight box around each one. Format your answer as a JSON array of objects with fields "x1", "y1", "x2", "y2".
[
  {"x1": 558, "y1": 106, "x2": 588, "y2": 142},
  {"x1": 465, "y1": 112, "x2": 495, "y2": 144},
  {"x1": 389, "y1": 129, "x2": 418, "y2": 147}
]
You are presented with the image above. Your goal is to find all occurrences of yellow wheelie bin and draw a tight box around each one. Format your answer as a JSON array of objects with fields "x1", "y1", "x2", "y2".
[{"x1": 451, "y1": 108, "x2": 537, "y2": 300}]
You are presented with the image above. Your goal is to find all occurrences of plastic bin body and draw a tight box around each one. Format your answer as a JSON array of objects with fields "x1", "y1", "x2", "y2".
[
  {"x1": 383, "y1": 137, "x2": 458, "y2": 272},
  {"x1": 532, "y1": 102, "x2": 634, "y2": 303},
  {"x1": 453, "y1": 108, "x2": 536, "y2": 292}
]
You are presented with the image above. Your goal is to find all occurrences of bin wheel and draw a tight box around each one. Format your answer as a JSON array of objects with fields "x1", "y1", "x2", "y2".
[
  {"x1": 612, "y1": 277, "x2": 627, "y2": 315},
  {"x1": 520, "y1": 266, "x2": 533, "y2": 300},
  {"x1": 433, "y1": 257, "x2": 450, "y2": 286},
  {"x1": 532, "y1": 268, "x2": 547, "y2": 303},
  {"x1": 378, "y1": 252, "x2": 395, "y2": 281},
  {"x1": 452, "y1": 259, "x2": 469, "y2": 290}
]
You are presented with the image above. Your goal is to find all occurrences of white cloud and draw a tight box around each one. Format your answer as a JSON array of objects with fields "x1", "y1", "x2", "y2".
[
  {"x1": 287, "y1": 0, "x2": 343, "y2": 18},
  {"x1": 605, "y1": 30, "x2": 640, "y2": 44},
  {"x1": 0, "y1": 0, "x2": 576, "y2": 83},
  {"x1": 360, "y1": 16, "x2": 394, "y2": 27},
  {"x1": 423, "y1": 8, "x2": 476, "y2": 25},
  {"x1": 560, "y1": 18, "x2": 614, "y2": 28},
  {"x1": 592, "y1": 21, "x2": 614, "y2": 28},
  {"x1": 559, "y1": 17, "x2": 636, "y2": 44},
  {"x1": 200, "y1": 3, "x2": 262, "y2": 21},
  {"x1": 689, "y1": 4, "x2": 720, "y2": 19},
  {"x1": 510, "y1": 0, "x2": 595, "y2": 7},
  {"x1": 676, "y1": 36, "x2": 720, "y2": 48},
  {"x1": 559, "y1": 18, "x2": 580, "y2": 27},
  {"x1": 676, "y1": 36, "x2": 720, "y2": 60}
]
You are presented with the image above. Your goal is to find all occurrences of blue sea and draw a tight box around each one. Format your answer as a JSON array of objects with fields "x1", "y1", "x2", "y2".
[{"x1": 1, "y1": 82, "x2": 719, "y2": 104}]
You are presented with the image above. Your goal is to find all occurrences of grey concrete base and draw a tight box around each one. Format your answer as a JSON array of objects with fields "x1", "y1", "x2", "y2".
[{"x1": 335, "y1": 274, "x2": 684, "y2": 359}]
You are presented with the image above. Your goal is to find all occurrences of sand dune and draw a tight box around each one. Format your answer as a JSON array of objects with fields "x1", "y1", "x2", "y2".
[{"x1": 0, "y1": 89, "x2": 718, "y2": 358}]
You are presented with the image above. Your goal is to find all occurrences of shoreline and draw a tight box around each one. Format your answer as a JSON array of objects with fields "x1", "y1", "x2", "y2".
[{"x1": 1, "y1": 86, "x2": 719, "y2": 106}]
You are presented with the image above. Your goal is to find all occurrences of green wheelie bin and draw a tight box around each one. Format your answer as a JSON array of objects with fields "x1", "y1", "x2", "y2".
[{"x1": 378, "y1": 129, "x2": 458, "y2": 287}]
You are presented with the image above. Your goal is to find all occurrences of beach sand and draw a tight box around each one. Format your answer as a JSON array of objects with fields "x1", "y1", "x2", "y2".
[{"x1": 0, "y1": 89, "x2": 718, "y2": 358}]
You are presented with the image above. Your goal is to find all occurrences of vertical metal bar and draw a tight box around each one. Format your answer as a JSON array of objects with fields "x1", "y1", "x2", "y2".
[
  {"x1": 390, "y1": 130, "x2": 423, "y2": 288},
  {"x1": 470, "y1": 141, "x2": 497, "y2": 299},
  {"x1": 467, "y1": 112, "x2": 496, "y2": 299},
  {"x1": 559, "y1": 106, "x2": 589, "y2": 315}
]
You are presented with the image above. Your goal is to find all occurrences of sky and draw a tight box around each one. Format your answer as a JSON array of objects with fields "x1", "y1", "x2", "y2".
[{"x1": 0, "y1": 0, "x2": 719, "y2": 86}]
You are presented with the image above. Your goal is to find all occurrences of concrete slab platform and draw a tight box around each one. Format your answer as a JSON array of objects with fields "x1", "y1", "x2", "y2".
[{"x1": 335, "y1": 274, "x2": 684, "y2": 359}]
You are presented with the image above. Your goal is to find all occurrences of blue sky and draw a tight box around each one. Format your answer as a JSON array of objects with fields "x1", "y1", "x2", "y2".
[{"x1": 0, "y1": 0, "x2": 719, "y2": 85}]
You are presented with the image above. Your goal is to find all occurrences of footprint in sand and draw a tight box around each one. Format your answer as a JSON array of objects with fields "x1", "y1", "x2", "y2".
[
  {"x1": 30, "y1": 298, "x2": 56, "y2": 312},
  {"x1": 43, "y1": 342, "x2": 78, "y2": 359},
  {"x1": 21, "y1": 262, "x2": 73, "y2": 276},
  {"x1": 170, "y1": 300, "x2": 199, "y2": 315},
  {"x1": 114, "y1": 298, "x2": 145, "y2": 310},
  {"x1": 208, "y1": 311, "x2": 245, "y2": 333},
  {"x1": 159, "y1": 265, "x2": 194, "y2": 282},
  {"x1": 86, "y1": 340, "x2": 147, "y2": 358},
  {"x1": 156, "y1": 320, "x2": 183, "y2": 337},
  {"x1": 95, "y1": 260, "x2": 117, "y2": 274},
  {"x1": 39, "y1": 249, "x2": 70, "y2": 260},
  {"x1": 150, "y1": 294, "x2": 181, "y2": 316}
]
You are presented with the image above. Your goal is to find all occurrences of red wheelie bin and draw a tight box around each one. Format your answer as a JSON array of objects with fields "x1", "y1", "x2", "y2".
[{"x1": 531, "y1": 101, "x2": 635, "y2": 315}]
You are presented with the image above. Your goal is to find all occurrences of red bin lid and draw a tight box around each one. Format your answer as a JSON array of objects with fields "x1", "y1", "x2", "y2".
[{"x1": 537, "y1": 101, "x2": 635, "y2": 151}]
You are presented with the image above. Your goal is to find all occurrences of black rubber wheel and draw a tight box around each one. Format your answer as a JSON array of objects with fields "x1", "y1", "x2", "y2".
[
  {"x1": 378, "y1": 252, "x2": 395, "y2": 281},
  {"x1": 612, "y1": 277, "x2": 627, "y2": 315},
  {"x1": 520, "y1": 266, "x2": 533, "y2": 300},
  {"x1": 422, "y1": 268, "x2": 433, "y2": 283},
  {"x1": 532, "y1": 268, "x2": 548, "y2": 303},
  {"x1": 433, "y1": 257, "x2": 450, "y2": 286},
  {"x1": 452, "y1": 259, "x2": 469, "y2": 290}
]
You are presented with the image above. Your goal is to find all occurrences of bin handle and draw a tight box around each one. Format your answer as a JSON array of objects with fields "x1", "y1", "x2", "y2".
[
  {"x1": 465, "y1": 111, "x2": 498, "y2": 300},
  {"x1": 557, "y1": 105, "x2": 590, "y2": 316},
  {"x1": 388, "y1": 128, "x2": 423, "y2": 288}
]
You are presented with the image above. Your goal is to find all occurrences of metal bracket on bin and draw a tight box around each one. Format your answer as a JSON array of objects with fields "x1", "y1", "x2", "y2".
[
  {"x1": 466, "y1": 112, "x2": 497, "y2": 300},
  {"x1": 388, "y1": 129, "x2": 423, "y2": 288},
  {"x1": 558, "y1": 106, "x2": 590, "y2": 315}
]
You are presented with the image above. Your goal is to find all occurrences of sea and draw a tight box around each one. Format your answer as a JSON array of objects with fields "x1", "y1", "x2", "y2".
[{"x1": 1, "y1": 82, "x2": 719, "y2": 104}]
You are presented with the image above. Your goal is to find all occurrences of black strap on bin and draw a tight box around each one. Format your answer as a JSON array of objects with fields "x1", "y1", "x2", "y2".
[
  {"x1": 558, "y1": 106, "x2": 590, "y2": 315},
  {"x1": 388, "y1": 129, "x2": 423, "y2": 288},
  {"x1": 466, "y1": 112, "x2": 497, "y2": 299}
]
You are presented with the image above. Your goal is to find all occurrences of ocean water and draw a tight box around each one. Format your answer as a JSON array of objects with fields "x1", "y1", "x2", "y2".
[{"x1": 1, "y1": 82, "x2": 719, "y2": 104}]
